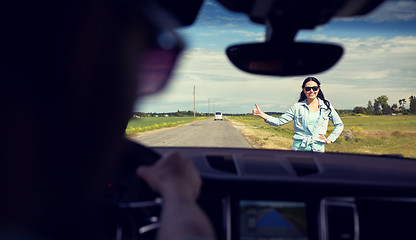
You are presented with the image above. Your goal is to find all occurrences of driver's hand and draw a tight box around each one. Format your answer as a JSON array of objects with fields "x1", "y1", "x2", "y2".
[{"x1": 136, "y1": 151, "x2": 201, "y2": 202}]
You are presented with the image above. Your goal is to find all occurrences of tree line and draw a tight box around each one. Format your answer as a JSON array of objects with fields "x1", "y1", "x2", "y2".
[
  {"x1": 350, "y1": 95, "x2": 416, "y2": 115},
  {"x1": 131, "y1": 96, "x2": 416, "y2": 117},
  {"x1": 132, "y1": 110, "x2": 205, "y2": 117}
]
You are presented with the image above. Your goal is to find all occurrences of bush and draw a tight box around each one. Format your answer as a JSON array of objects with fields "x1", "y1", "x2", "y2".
[
  {"x1": 341, "y1": 126, "x2": 364, "y2": 142},
  {"x1": 341, "y1": 130, "x2": 355, "y2": 141},
  {"x1": 125, "y1": 127, "x2": 135, "y2": 135},
  {"x1": 336, "y1": 135, "x2": 346, "y2": 142},
  {"x1": 351, "y1": 126, "x2": 363, "y2": 137},
  {"x1": 392, "y1": 130, "x2": 402, "y2": 136}
]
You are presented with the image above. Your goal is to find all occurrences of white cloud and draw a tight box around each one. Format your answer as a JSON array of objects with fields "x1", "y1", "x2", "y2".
[
  {"x1": 337, "y1": 0, "x2": 416, "y2": 22},
  {"x1": 311, "y1": 35, "x2": 416, "y2": 108},
  {"x1": 218, "y1": 16, "x2": 242, "y2": 22},
  {"x1": 371, "y1": 0, "x2": 416, "y2": 22},
  {"x1": 197, "y1": 29, "x2": 263, "y2": 39},
  {"x1": 197, "y1": 32, "x2": 218, "y2": 36},
  {"x1": 230, "y1": 30, "x2": 264, "y2": 38},
  {"x1": 204, "y1": 0, "x2": 215, "y2": 6},
  {"x1": 224, "y1": 23, "x2": 238, "y2": 27}
]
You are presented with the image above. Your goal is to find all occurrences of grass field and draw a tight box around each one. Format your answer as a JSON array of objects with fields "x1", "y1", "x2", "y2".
[
  {"x1": 228, "y1": 115, "x2": 416, "y2": 158},
  {"x1": 125, "y1": 116, "x2": 206, "y2": 135}
]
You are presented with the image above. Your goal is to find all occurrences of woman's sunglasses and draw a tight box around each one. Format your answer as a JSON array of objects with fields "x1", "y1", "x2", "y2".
[
  {"x1": 304, "y1": 86, "x2": 319, "y2": 91},
  {"x1": 136, "y1": 32, "x2": 183, "y2": 95}
]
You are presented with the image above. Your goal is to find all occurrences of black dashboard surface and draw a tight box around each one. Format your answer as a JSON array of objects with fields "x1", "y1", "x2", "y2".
[{"x1": 151, "y1": 147, "x2": 416, "y2": 240}]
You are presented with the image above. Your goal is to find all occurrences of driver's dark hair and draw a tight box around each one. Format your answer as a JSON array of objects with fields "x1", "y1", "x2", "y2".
[{"x1": 298, "y1": 77, "x2": 332, "y2": 115}]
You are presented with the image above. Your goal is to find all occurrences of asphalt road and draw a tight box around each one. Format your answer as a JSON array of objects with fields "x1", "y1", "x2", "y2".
[{"x1": 131, "y1": 118, "x2": 252, "y2": 148}]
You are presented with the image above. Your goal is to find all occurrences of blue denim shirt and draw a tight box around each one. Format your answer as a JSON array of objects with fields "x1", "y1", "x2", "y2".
[{"x1": 265, "y1": 99, "x2": 344, "y2": 151}]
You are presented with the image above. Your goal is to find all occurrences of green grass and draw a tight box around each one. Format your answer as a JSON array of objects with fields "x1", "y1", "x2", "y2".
[
  {"x1": 229, "y1": 115, "x2": 416, "y2": 158},
  {"x1": 125, "y1": 116, "x2": 205, "y2": 135},
  {"x1": 230, "y1": 115, "x2": 295, "y2": 138},
  {"x1": 326, "y1": 133, "x2": 416, "y2": 158},
  {"x1": 337, "y1": 115, "x2": 416, "y2": 132}
]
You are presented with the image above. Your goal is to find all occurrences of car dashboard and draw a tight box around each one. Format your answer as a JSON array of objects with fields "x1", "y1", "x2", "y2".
[{"x1": 127, "y1": 146, "x2": 416, "y2": 240}]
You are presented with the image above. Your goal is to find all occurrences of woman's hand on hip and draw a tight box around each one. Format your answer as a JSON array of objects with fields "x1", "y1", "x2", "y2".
[{"x1": 319, "y1": 134, "x2": 332, "y2": 144}]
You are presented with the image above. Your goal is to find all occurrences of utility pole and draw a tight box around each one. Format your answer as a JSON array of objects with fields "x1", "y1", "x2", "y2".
[
  {"x1": 193, "y1": 85, "x2": 196, "y2": 119},
  {"x1": 208, "y1": 98, "x2": 210, "y2": 117}
]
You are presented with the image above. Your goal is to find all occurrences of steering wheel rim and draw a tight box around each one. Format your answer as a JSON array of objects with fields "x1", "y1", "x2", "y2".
[{"x1": 103, "y1": 139, "x2": 162, "y2": 239}]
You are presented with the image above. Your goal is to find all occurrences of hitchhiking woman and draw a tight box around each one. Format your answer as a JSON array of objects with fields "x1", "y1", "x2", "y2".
[{"x1": 253, "y1": 77, "x2": 344, "y2": 152}]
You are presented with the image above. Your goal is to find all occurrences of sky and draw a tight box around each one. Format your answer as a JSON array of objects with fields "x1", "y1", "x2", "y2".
[{"x1": 135, "y1": 0, "x2": 416, "y2": 114}]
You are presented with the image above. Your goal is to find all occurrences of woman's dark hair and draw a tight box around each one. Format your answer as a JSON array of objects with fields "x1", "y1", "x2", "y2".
[{"x1": 298, "y1": 77, "x2": 332, "y2": 115}]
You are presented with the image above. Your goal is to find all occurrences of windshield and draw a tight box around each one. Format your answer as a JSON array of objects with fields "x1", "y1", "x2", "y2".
[{"x1": 127, "y1": 0, "x2": 416, "y2": 158}]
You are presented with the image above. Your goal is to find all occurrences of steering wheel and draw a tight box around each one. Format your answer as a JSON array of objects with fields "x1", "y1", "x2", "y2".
[{"x1": 103, "y1": 139, "x2": 162, "y2": 240}]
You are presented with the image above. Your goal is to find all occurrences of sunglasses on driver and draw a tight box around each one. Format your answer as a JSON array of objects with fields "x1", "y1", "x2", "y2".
[{"x1": 129, "y1": 0, "x2": 184, "y2": 95}]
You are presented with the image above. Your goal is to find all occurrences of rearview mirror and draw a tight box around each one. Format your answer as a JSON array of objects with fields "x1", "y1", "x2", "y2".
[{"x1": 226, "y1": 42, "x2": 343, "y2": 76}]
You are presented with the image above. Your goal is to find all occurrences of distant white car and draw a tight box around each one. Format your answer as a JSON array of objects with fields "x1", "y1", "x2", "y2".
[{"x1": 214, "y1": 111, "x2": 223, "y2": 121}]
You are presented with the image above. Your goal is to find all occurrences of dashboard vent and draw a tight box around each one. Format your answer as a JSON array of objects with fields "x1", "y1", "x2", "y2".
[
  {"x1": 321, "y1": 199, "x2": 359, "y2": 240},
  {"x1": 286, "y1": 155, "x2": 320, "y2": 176},
  {"x1": 327, "y1": 205, "x2": 356, "y2": 240},
  {"x1": 243, "y1": 161, "x2": 289, "y2": 175},
  {"x1": 205, "y1": 154, "x2": 238, "y2": 175}
]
